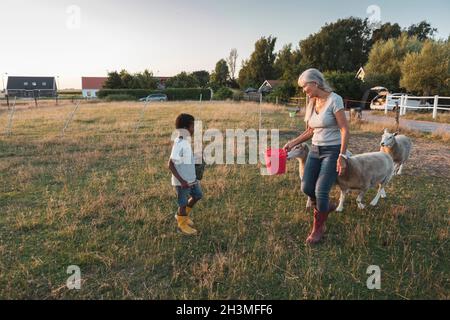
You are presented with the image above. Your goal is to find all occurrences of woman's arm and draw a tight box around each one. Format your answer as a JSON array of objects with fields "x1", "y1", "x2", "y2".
[
  {"x1": 283, "y1": 127, "x2": 314, "y2": 151},
  {"x1": 335, "y1": 109, "x2": 350, "y2": 175}
]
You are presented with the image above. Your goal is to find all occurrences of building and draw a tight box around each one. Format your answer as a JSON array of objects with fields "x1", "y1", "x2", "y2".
[
  {"x1": 356, "y1": 67, "x2": 366, "y2": 82},
  {"x1": 258, "y1": 80, "x2": 285, "y2": 93},
  {"x1": 154, "y1": 76, "x2": 171, "y2": 90},
  {"x1": 6, "y1": 76, "x2": 57, "y2": 98},
  {"x1": 81, "y1": 77, "x2": 108, "y2": 98}
]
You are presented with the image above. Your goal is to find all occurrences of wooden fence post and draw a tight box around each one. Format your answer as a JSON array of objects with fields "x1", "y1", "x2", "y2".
[{"x1": 433, "y1": 95, "x2": 439, "y2": 119}]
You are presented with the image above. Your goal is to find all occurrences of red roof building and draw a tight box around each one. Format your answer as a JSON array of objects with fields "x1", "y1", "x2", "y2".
[{"x1": 81, "y1": 77, "x2": 108, "y2": 98}]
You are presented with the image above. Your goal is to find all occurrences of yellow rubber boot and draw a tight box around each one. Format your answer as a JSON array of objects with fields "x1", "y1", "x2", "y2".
[
  {"x1": 174, "y1": 207, "x2": 194, "y2": 226},
  {"x1": 176, "y1": 215, "x2": 198, "y2": 235},
  {"x1": 186, "y1": 207, "x2": 194, "y2": 226}
]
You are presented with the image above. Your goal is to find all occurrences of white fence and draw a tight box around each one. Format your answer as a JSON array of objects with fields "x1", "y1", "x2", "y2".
[{"x1": 385, "y1": 94, "x2": 450, "y2": 119}]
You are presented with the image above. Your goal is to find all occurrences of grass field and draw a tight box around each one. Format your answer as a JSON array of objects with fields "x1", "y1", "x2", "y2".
[{"x1": 0, "y1": 101, "x2": 448, "y2": 299}]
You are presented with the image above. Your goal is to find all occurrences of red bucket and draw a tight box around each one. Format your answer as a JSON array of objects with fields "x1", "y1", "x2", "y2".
[{"x1": 265, "y1": 148, "x2": 287, "y2": 175}]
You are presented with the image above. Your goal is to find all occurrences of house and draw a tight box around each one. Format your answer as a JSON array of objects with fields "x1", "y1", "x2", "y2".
[
  {"x1": 81, "y1": 77, "x2": 108, "y2": 98},
  {"x1": 154, "y1": 76, "x2": 171, "y2": 90},
  {"x1": 258, "y1": 80, "x2": 285, "y2": 93},
  {"x1": 6, "y1": 76, "x2": 57, "y2": 98},
  {"x1": 356, "y1": 67, "x2": 366, "y2": 82}
]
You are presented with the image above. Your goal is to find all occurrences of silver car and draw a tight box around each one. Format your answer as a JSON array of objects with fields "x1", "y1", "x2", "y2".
[{"x1": 139, "y1": 93, "x2": 168, "y2": 102}]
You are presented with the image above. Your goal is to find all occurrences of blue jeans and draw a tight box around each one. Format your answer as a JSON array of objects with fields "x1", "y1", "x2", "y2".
[
  {"x1": 175, "y1": 182, "x2": 203, "y2": 207},
  {"x1": 301, "y1": 145, "x2": 340, "y2": 213}
]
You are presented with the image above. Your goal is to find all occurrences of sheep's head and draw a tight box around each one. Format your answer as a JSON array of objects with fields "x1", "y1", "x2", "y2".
[
  {"x1": 380, "y1": 129, "x2": 398, "y2": 147},
  {"x1": 287, "y1": 144, "x2": 309, "y2": 161}
]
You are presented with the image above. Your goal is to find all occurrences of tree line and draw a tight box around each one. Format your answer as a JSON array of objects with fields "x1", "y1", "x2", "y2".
[{"x1": 103, "y1": 18, "x2": 449, "y2": 100}]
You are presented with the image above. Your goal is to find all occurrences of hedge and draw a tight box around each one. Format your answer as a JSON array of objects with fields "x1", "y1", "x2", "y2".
[
  {"x1": 105, "y1": 94, "x2": 135, "y2": 101},
  {"x1": 97, "y1": 88, "x2": 211, "y2": 101}
]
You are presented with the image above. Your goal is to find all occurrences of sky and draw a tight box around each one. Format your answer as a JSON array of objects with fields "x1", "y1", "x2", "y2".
[{"x1": 1, "y1": 0, "x2": 449, "y2": 89}]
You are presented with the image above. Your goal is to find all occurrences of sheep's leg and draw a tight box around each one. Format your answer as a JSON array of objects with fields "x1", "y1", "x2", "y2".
[
  {"x1": 380, "y1": 188, "x2": 387, "y2": 199},
  {"x1": 306, "y1": 197, "x2": 312, "y2": 209},
  {"x1": 336, "y1": 190, "x2": 347, "y2": 212},
  {"x1": 357, "y1": 191, "x2": 366, "y2": 210},
  {"x1": 394, "y1": 163, "x2": 400, "y2": 175},
  {"x1": 370, "y1": 185, "x2": 384, "y2": 207},
  {"x1": 397, "y1": 163, "x2": 404, "y2": 175}
]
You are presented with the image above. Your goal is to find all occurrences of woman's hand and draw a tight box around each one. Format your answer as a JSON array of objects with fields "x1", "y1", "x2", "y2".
[
  {"x1": 336, "y1": 156, "x2": 345, "y2": 176},
  {"x1": 283, "y1": 141, "x2": 293, "y2": 152}
]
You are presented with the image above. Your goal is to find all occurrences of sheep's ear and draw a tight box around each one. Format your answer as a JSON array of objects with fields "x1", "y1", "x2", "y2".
[
  {"x1": 393, "y1": 132, "x2": 399, "y2": 136},
  {"x1": 384, "y1": 128, "x2": 389, "y2": 134}
]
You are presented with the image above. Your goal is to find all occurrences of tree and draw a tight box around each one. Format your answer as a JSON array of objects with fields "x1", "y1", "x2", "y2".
[
  {"x1": 299, "y1": 17, "x2": 372, "y2": 72},
  {"x1": 191, "y1": 70, "x2": 210, "y2": 88},
  {"x1": 210, "y1": 59, "x2": 229, "y2": 87},
  {"x1": 104, "y1": 71, "x2": 123, "y2": 89},
  {"x1": 407, "y1": 21, "x2": 437, "y2": 41},
  {"x1": 104, "y1": 69, "x2": 157, "y2": 89},
  {"x1": 226, "y1": 49, "x2": 239, "y2": 80},
  {"x1": 119, "y1": 70, "x2": 134, "y2": 89},
  {"x1": 365, "y1": 34, "x2": 423, "y2": 91},
  {"x1": 324, "y1": 71, "x2": 368, "y2": 101},
  {"x1": 213, "y1": 87, "x2": 233, "y2": 100},
  {"x1": 165, "y1": 72, "x2": 199, "y2": 88},
  {"x1": 274, "y1": 44, "x2": 303, "y2": 81},
  {"x1": 400, "y1": 40, "x2": 450, "y2": 95},
  {"x1": 238, "y1": 36, "x2": 277, "y2": 88},
  {"x1": 131, "y1": 69, "x2": 157, "y2": 89},
  {"x1": 371, "y1": 22, "x2": 402, "y2": 43}
]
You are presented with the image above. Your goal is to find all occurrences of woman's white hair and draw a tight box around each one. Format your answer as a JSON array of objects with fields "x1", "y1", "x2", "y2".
[
  {"x1": 300, "y1": 68, "x2": 334, "y2": 123},
  {"x1": 298, "y1": 68, "x2": 333, "y2": 93}
]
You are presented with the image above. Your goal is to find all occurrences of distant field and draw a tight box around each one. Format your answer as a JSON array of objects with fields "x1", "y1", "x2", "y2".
[{"x1": 0, "y1": 101, "x2": 448, "y2": 299}]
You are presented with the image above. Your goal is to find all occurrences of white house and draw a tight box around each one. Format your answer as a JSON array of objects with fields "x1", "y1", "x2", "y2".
[
  {"x1": 258, "y1": 80, "x2": 285, "y2": 93},
  {"x1": 356, "y1": 67, "x2": 366, "y2": 82},
  {"x1": 81, "y1": 77, "x2": 107, "y2": 98}
]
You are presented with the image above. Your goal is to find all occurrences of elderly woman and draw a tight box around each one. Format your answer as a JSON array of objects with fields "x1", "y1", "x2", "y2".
[{"x1": 284, "y1": 68, "x2": 350, "y2": 244}]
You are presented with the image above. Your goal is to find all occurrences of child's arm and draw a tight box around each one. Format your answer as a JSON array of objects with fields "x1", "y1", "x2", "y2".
[{"x1": 168, "y1": 159, "x2": 190, "y2": 188}]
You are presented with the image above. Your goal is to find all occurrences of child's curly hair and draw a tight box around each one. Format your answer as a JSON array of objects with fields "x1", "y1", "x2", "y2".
[{"x1": 175, "y1": 113, "x2": 195, "y2": 130}]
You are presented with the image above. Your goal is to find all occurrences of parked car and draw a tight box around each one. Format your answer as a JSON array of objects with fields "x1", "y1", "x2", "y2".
[
  {"x1": 139, "y1": 93, "x2": 168, "y2": 102},
  {"x1": 369, "y1": 87, "x2": 420, "y2": 111}
]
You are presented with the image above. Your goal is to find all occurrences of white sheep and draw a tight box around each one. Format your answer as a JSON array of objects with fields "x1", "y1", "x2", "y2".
[
  {"x1": 336, "y1": 152, "x2": 395, "y2": 211},
  {"x1": 287, "y1": 144, "x2": 314, "y2": 209},
  {"x1": 380, "y1": 129, "x2": 412, "y2": 175},
  {"x1": 288, "y1": 144, "x2": 394, "y2": 212}
]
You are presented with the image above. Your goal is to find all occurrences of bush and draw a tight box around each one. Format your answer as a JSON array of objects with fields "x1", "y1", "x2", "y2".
[
  {"x1": 105, "y1": 94, "x2": 135, "y2": 101},
  {"x1": 97, "y1": 88, "x2": 211, "y2": 101},
  {"x1": 213, "y1": 87, "x2": 233, "y2": 100}
]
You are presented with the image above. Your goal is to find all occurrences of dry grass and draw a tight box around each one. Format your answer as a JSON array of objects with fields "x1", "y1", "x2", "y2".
[{"x1": 0, "y1": 101, "x2": 448, "y2": 299}]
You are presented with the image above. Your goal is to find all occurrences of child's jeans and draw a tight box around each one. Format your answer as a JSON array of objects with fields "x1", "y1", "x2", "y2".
[
  {"x1": 175, "y1": 182, "x2": 203, "y2": 207},
  {"x1": 301, "y1": 145, "x2": 340, "y2": 213}
]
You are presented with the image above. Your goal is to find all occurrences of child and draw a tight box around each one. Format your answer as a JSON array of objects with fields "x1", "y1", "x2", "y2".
[{"x1": 168, "y1": 113, "x2": 203, "y2": 235}]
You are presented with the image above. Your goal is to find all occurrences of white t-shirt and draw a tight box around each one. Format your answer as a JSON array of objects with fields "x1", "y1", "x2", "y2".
[
  {"x1": 304, "y1": 92, "x2": 344, "y2": 146},
  {"x1": 170, "y1": 137, "x2": 197, "y2": 186}
]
